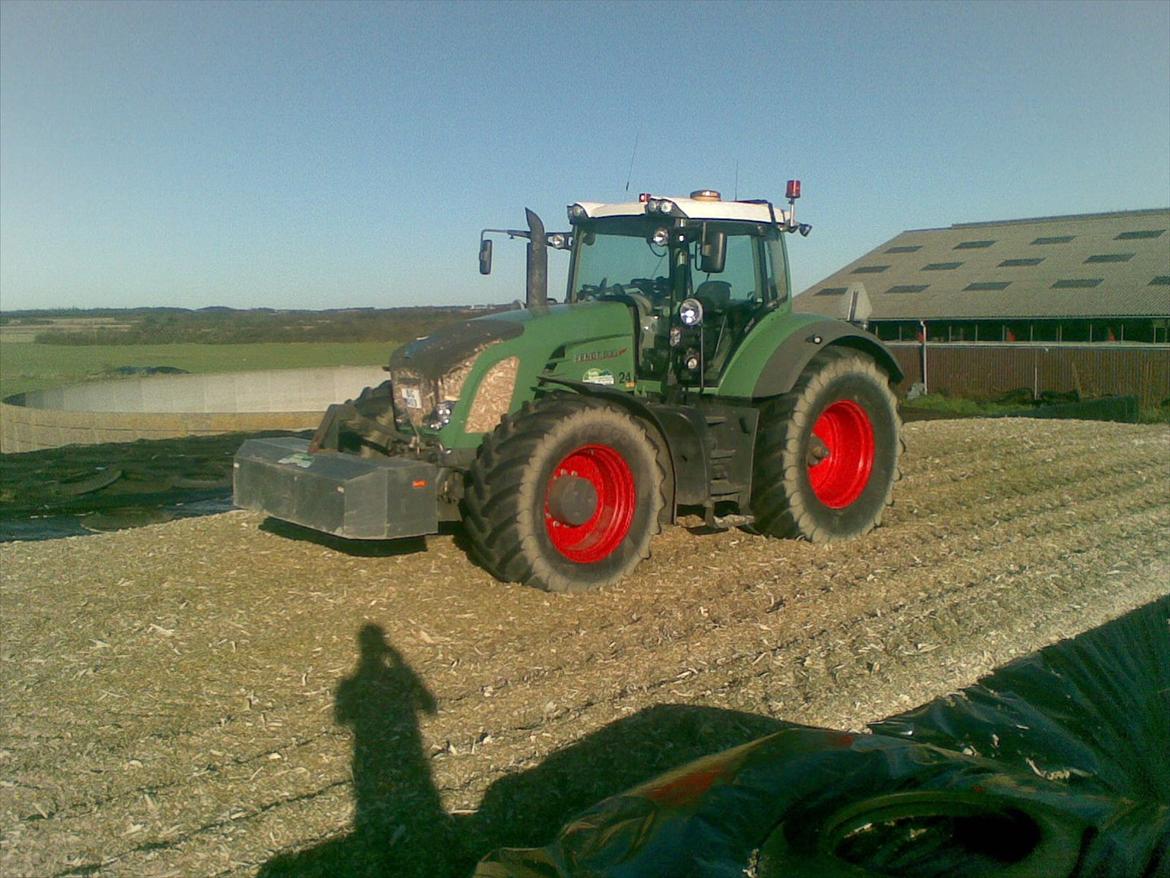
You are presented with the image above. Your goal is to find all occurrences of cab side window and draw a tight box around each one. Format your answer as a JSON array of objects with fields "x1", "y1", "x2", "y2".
[
  {"x1": 720, "y1": 234, "x2": 761, "y2": 303},
  {"x1": 766, "y1": 236, "x2": 789, "y2": 303},
  {"x1": 692, "y1": 231, "x2": 762, "y2": 309}
]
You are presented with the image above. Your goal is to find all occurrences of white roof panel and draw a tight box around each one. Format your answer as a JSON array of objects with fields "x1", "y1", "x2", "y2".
[{"x1": 573, "y1": 196, "x2": 787, "y2": 225}]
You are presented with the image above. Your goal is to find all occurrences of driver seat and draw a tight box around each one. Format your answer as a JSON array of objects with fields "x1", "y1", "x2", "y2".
[{"x1": 694, "y1": 280, "x2": 732, "y2": 312}]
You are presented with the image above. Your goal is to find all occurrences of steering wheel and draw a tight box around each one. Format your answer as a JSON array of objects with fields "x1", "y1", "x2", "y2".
[
  {"x1": 629, "y1": 276, "x2": 672, "y2": 301},
  {"x1": 605, "y1": 290, "x2": 655, "y2": 326},
  {"x1": 577, "y1": 277, "x2": 609, "y2": 301}
]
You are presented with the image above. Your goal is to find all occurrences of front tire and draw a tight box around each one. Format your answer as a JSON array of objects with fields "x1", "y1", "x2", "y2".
[
  {"x1": 751, "y1": 349, "x2": 901, "y2": 542},
  {"x1": 463, "y1": 395, "x2": 664, "y2": 592}
]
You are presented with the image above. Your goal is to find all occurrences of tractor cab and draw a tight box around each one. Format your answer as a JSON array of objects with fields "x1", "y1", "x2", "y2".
[{"x1": 565, "y1": 190, "x2": 794, "y2": 388}]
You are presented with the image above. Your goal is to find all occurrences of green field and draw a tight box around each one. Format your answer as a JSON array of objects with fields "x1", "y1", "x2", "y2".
[{"x1": 0, "y1": 341, "x2": 400, "y2": 398}]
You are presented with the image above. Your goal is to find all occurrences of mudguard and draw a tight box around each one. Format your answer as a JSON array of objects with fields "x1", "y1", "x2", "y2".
[
  {"x1": 715, "y1": 310, "x2": 901, "y2": 400},
  {"x1": 754, "y1": 320, "x2": 901, "y2": 398}
]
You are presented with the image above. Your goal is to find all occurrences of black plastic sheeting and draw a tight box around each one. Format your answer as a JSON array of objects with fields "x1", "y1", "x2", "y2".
[{"x1": 476, "y1": 596, "x2": 1169, "y2": 877}]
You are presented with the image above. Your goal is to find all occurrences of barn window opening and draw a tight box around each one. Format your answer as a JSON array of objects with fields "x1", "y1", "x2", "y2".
[
  {"x1": 886, "y1": 245, "x2": 922, "y2": 253},
  {"x1": 1149, "y1": 276, "x2": 1170, "y2": 286},
  {"x1": 1052, "y1": 278, "x2": 1103, "y2": 289},
  {"x1": 887, "y1": 284, "x2": 929, "y2": 293},
  {"x1": 964, "y1": 281, "x2": 1011, "y2": 291},
  {"x1": 923, "y1": 262, "x2": 963, "y2": 271},
  {"x1": 1031, "y1": 322, "x2": 1059, "y2": 341},
  {"x1": 1085, "y1": 253, "x2": 1135, "y2": 263},
  {"x1": 1115, "y1": 229, "x2": 1165, "y2": 240},
  {"x1": 874, "y1": 321, "x2": 924, "y2": 342},
  {"x1": 815, "y1": 287, "x2": 848, "y2": 296},
  {"x1": 1032, "y1": 235, "x2": 1075, "y2": 245},
  {"x1": 954, "y1": 240, "x2": 996, "y2": 249},
  {"x1": 851, "y1": 265, "x2": 889, "y2": 274},
  {"x1": 999, "y1": 258, "x2": 1045, "y2": 267}
]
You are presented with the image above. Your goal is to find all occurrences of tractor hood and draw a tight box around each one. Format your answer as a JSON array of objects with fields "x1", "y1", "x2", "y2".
[
  {"x1": 387, "y1": 302, "x2": 633, "y2": 434},
  {"x1": 390, "y1": 301, "x2": 632, "y2": 379},
  {"x1": 389, "y1": 316, "x2": 524, "y2": 381}
]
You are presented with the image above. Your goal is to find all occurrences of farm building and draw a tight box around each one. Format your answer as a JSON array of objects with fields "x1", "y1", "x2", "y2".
[{"x1": 795, "y1": 208, "x2": 1170, "y2": 408}]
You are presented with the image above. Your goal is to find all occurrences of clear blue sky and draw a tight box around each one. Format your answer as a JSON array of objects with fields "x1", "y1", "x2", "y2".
[{"x1": 2, "y1": 0, "x2": 1168, "y2": 311}]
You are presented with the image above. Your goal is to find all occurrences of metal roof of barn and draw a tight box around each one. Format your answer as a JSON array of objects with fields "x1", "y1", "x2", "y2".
[{"x1": 794, "y1": 208, "x2": 1170, "y2": 321}]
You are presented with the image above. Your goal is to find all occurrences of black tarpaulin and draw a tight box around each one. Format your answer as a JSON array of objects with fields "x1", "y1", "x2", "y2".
[{"x1": 475, "y1": 596, "x2": 1169, "y2": 877}]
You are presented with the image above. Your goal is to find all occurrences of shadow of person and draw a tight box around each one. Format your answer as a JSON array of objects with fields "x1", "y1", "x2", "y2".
[{"x1": 259, "y1": 624, "x2": 454, "y2": 877}]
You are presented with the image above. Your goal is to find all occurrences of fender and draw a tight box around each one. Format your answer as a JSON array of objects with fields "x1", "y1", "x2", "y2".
[
  {"x1": 751, "y1": 320, "x2": 902, "y2": 399},
  {"x1": 537, "y1": 376, "x2": 710, "y2": 514}
]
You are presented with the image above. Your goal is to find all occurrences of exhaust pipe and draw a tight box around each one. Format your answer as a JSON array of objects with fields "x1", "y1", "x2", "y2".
[{"x1": 525, "y1": 208, "x2": 547, "y2": 309}]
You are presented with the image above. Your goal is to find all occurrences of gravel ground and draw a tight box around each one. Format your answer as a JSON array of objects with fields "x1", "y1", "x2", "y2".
[{"x1": 2, "y1": 418, "x2": 1168, "y2": 877}]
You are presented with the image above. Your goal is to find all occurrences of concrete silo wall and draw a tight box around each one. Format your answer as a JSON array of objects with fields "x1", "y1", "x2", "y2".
[{"x1": 0, "y1": 366, "x2": 389, "y2": 453}]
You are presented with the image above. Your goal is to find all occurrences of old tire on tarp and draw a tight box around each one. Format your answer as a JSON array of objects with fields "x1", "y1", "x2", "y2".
[
  {"x1": 474, "y1": 728, "x2": 1093, "y2": 878},
  {"x1": 755, "y1": 788, "x2": 1082, "y2": 877}
]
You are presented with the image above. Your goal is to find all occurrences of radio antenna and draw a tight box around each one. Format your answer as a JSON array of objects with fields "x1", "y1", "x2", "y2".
[{"x1": 624, "y1": 127, "x2": 641, "y2": 193}]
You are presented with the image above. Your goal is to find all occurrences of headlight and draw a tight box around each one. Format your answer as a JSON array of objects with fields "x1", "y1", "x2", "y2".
[
  {"x1": 568, "y1": 204, "x2": 587, "y2": 222},
  {"x1": 679, "y1": 297, "x2": 704, "y2": 326},
  {"x1": 425, "y1": 400, "x2": 456, "y2": 430},
  {"x1": 651, "y1": 227, "x2": 669, "y2": 247},
  {"x1": 392, "y1": 349, "x2": 486, "y2": 428}
]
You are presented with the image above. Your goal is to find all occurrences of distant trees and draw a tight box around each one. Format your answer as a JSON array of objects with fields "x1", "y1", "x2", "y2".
[{"x1": 25, "y1": 306, "x2": 512, "y2": 345}]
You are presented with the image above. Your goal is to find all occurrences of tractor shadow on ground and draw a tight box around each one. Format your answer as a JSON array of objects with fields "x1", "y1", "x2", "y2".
[
  {"x1": 257, "y1": 624, "x2": 794, "y2": 878},
  {"x1": 448, "y1": 521, "x2": 499, "y2": 580},
  {"x1": 258, "y1": 518, "x2": 433, "y2": 558}
]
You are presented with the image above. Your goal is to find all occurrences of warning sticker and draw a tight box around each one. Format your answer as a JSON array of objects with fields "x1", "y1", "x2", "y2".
[
  {"x1": 582, "y1": 368, "x2": 615, "y2": 386},
  {"x1": 400, "y1": 385, "x2": 422, "y2": 409},
  {"x1": 277, "y1": 453, "x2": 314, "y2": 469}
]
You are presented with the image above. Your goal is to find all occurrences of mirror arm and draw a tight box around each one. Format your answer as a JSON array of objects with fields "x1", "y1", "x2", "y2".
[{"x1": 481, "y1": 227, "x2": 531, "y2": 241}]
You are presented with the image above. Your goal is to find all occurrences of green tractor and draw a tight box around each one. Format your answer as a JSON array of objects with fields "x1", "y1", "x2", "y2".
[{"x1": 234, "y1": 184, "x2": 903, "y2": 592}]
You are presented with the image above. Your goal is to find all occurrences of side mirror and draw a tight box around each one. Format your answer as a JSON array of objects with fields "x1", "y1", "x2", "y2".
[
  {"x1": 478, "y1": 239, "x2": 493, "y2": 275},
  {"x1": 700, "y1": 228, "x2": 726, "y2": 273}
]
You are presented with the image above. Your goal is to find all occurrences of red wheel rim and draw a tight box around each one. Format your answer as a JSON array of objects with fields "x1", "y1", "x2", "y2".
[
  {"x1": 808, "y1": 400, "x2": 875, "y2": 509},
  {"x1": 544, "y1": 444, "x2": 636, "y2": 563}
]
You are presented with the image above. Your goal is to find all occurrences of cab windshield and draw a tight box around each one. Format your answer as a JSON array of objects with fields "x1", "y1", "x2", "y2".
[
  {"x1": 568, "y1": 217, "x2": 782, "y2": 306},
  {"x1": 570, "y1": 219, "x2": 672, "y2": 302}
]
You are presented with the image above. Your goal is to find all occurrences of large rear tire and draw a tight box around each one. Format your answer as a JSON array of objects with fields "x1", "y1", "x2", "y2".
[
  {"x1": 463, "y1": 394, "x2": 665, "y2": 592},
  {"x1": 751, "y1": 349, "x2": 901, "y2": 542}
]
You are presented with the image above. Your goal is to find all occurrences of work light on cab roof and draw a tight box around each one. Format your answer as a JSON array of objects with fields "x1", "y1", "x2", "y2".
[
  {"x1": 569, "y1": 183, "x2": 810, "y2": 236},
  {"x1": 234, "y1": 179, "x2": 901, "y2": 595}
]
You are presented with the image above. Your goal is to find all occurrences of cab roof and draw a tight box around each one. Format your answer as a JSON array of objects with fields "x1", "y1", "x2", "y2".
[{"x1": 571, "y1": 195, "x2": 789, "y2": 225}]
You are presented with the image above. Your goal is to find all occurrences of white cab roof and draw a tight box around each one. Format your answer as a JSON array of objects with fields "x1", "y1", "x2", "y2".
[{"x1": 573, "y1": 195, "x2": 790, "y2": 225}]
